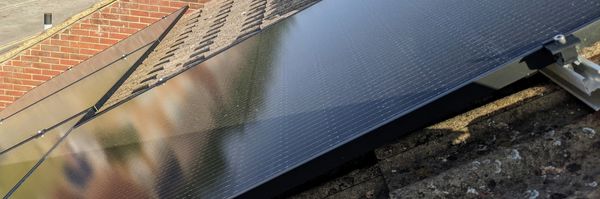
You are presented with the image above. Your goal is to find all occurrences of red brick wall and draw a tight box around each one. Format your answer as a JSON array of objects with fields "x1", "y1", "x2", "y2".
[{"x1": 0, "y1": 0, "x2": 207, "y2": 110}]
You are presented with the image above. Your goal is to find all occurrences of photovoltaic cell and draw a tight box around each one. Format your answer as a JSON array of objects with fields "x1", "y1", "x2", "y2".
[{"x1": 7, "y1": 0, "x2": 600, "y2": 198}]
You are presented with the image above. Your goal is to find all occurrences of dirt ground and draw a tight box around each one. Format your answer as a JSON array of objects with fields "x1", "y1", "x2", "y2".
[{"x1": 288, "y1": 76, "x2": 600, "y2": 199}]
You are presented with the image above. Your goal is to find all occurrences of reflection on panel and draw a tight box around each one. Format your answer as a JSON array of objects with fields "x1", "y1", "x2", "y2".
[
  {"x1": 0, "y1": 44, "x2": 151, "y2": 154},
  {"x1": 0, "y1": 113, "x2": 83, "y2": 197},
  {"x1": 10, "y1": 37, "x2": 261, "y2": 198},
  {"x1": 11, "y1": 0, "x2": 600, "y2": 198}
]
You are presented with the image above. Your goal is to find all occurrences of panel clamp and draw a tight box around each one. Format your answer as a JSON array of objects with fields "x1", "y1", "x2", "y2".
[{"x1": 542, "y1": 34, "x2": 600, "y2": 96}]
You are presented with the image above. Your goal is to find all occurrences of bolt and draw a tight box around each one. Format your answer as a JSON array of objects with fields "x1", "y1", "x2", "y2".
[{"x1": 554, "y1": 34, "x2": 567, "y2": 45}]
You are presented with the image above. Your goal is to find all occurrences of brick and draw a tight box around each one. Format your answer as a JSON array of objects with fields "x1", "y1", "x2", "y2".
[
  {"x1": 159, "y1": 7, "x2": 178, "y2": 13},
  {"x1": 21, "y1": 80, "x2": 43, "y2": 86},
  {"x1": 119, "y1": 2, "x2": 135, "y2": 9},
  {"x1": 21, "y1": 56, "x2": 40, "y2": 62},
  {"x1": 109, "y1": 20, "x2": 128, "y2": 27},
  {"x1": 59, "y1": 59, "x2": 80, "y2": 66},
  {"x1": 13, "y1": 73, "x2": 31, "y2": 79},
  {"x1": 100, "y1": 13, "x2": 120, "y2": 20},
  {"x1": 80, "y1": 23, "x2": 99, "y2": 30},
  {"x1": 130, "y1": 10, "x2": 149, "y2": 17},
  {"x1": 40, "y1": 57, "x2": 60, "y2": 64},
  {"x1": 24, "y1": 68, "x2": 42, "y2": 74},
  {"x1": 139, "y1": 17, "x2": 157, "y2": 24},
  {"x1": 80, "y1": 49, "x2": 99, "y2": 55},
  {"x1": 70, "y1": 54, "x2": 90, "y2": 60},
  {"x1": 110, "y1": 33, "x2": 129, "y2": 40},
  {"x1": 30, "y1": 50, "x2": 50, "y2": 57},
  {"x1": 100, "y1": 25, "x2": 120, "y2": 32},
  {"x1": 71, "y1": 29, "x2": 90, "y2": 36},
  {"x1": 60, "y1": 47, "x2": 79, "y2": 54},
  {"x1": 0, "y1": 84, "x2": 14, "y2": 90},
  {"x1": 100, "y1": 38, "x2": 119, "y2": 45},
  {"x1": 129, "y1": 22, "x2": 147, "y2": 29},
  {"x1": 61, "y1": 35, "x2": 80, "y2": 41},
  {"x1": 11, "y1": 61, "x2": 33, "y2": 68},
  {"x1": 89, "y1": 30, "x2": 104, "y2": 37},
  {"x1": 80, "y1": 36, "x2": 100, "y2": 43},
  {"x1": 74, "y1": 42, "x2": 94, "y2": 49},
  {"x1": 91, "y1": 44, "x2": 109, "y2": 50},
  {"x1": 149, "y1": 12, "x2": 166, "y2": 18},
  {"x1": 110, "y1": 7, "x2": 130, "y2": 14},
  {"x1": 13, "y1": 85, "x2": 32, "y2": 91},
  {"x1": 42, "y1": 70, "x2": 62, "y2": 76},
  {"x1": 32, "y1": 63, "x2": 52, "y2": 69},
  {"x1": 6, "y1": 67, "x2": 21, "y2": 74},
  {"x1": 4, "y1": 90, "x2": 25, "y2": 96},
  {"x1": 3, "y1": 78, "x2": 22, "y2": 84},
  {"x1": 51, "y1": 64, "x2": 70, "y2": 71},
  {"x1": 32, "y1": 75, "x2": 51, "y2": 81},
  {"x1": 50, "y1": 52, "x2": 70, "y2": 59},
  {"x1": 160, "y1": 0, "x2": 171, "y2": 6},
  {"x1": 170, "y1": 1, "x2": 187, "y2": 7},
  {"x1": 90, "y1": 18, "x2": 110, "y2": 25},
  {"x1": 40, "y1": 45, "x2": 59, "y2": 51},
  {"x1": 120, "y1": 27, "x2": 138, "y2": 34},
  {"x1": 138, "y1": 5, "x2": 159, "y2": 12},
  {"x1": 121, "y1": 15, "x2": 140, "y2": 22},
  {"x1": 0, "y1": 95, "x2": 15, "y2": 102},
  {"x1": 50, "y1": 39, "x2": 70, "y2": 46}
]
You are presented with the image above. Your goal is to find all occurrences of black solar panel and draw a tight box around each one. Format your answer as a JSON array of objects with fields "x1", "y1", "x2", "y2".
[
  {"x1": 5, "y1": 0, "x2": 600, "y2": 198},
  {"x1": 0, "y1": 113, "x2": 83, "y2": 196},
  {"x1": 0, "y1": 44, "x2": 151, "y2": 155}
]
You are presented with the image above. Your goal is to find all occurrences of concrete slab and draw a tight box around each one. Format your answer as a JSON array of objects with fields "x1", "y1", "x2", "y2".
[{"x1": 0, "y1": 0, "x2": 98, "y2": 47}]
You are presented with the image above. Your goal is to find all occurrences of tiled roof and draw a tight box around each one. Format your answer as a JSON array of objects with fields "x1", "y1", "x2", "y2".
[{"x1": 103, "y1": 0, "x2": 319, "y2": 108}]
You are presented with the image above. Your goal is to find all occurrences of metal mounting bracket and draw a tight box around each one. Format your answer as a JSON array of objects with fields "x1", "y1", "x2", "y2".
[{"x1": 540, "y1": 34, "x2": 600, "y2": 110}]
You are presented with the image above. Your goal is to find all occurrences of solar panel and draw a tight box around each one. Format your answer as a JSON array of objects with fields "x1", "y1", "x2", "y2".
[
  {"x1": 0, "y1": 112, "x2": 84, "y2": 196},
  {"x1": 6, "y1": 0, "x2": 600, "y2": 198},
  {"x1": 0, "y1": 44, "x2": 151, "y2": 154}
]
